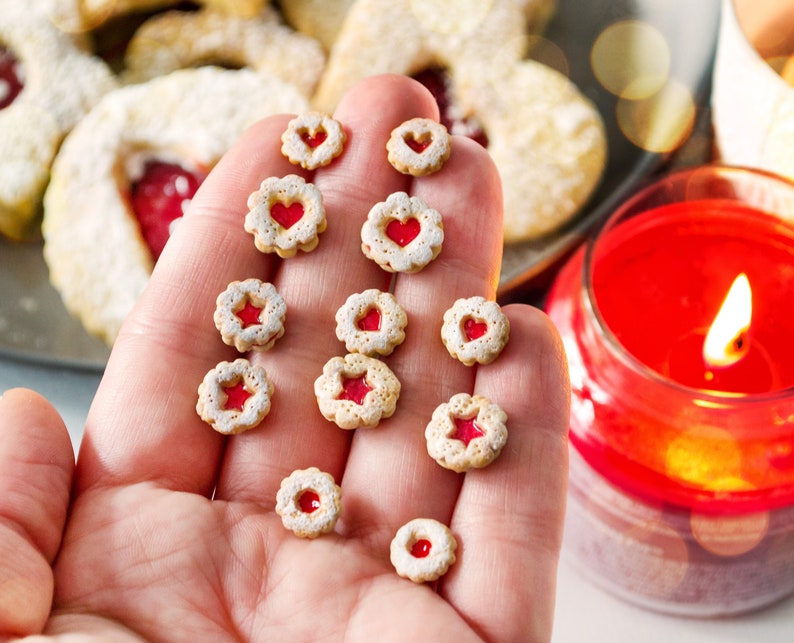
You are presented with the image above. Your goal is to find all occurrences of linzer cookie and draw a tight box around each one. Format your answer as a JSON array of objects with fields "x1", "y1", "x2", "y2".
[
  {"x1": 281, "y1": 112, "x2": 346, "y2": 169},
  {"x1": 196, "y1": 358, "x2": 274, "y2": 435},
  {"x1": 441, "y1": 296, "x2": 510, "y2": 365},
  {"x1": 276, "y1": 467, "x2": 343, "y2": 538},
  {"x1": 334, "y1": 289, "x2": 407, "y2": 356},
  {"x1": 360, "y1": 191, "x2": 444, "y2": 273},
  {"x1": 386, "y1": 117, "x2": 450, "y2": 176},
  {"x1": 214, "y1": 279, "x2": 286, "y2": 352},
  {"x1": 425, "y1": 392, "x2": 508, "y2": 472},
  {"x1": 245, "y1": 174, "x2": 327, "y2": 258},
  {"x1": 390, "y1": 517, "x2": 458, "y2": 583},
  {"x1": 314, "y1": 353, "x2": 400, "y2": 429}
]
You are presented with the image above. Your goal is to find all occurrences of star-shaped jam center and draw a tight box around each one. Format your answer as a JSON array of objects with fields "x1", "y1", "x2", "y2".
[
  {"x1": 236, "y1": 299, "x2": 263, "y2": 328},
  {"x1": 223, "y1": 380, "x2": 251, "y2": 412},
  {"x1": 338, "y1": 374, "x2": 373, "y2": 405},
  {"x1": 451, "y1": 416, "x2": 485, "y2": 447}
]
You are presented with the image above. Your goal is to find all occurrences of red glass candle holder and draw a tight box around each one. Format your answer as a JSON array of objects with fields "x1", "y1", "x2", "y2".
[{"x1": 546, "y1": 165, "x2": 794, "y2": 615}]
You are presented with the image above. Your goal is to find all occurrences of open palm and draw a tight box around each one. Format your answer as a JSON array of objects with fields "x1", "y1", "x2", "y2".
[{"x1": 0, "y1": 75, "x2": 569, "y2": 642}]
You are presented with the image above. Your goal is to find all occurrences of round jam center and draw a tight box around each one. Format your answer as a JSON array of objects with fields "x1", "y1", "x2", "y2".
[
  {"x1": 298, "y1": 490, "x2": 321, "y2": 513},
  {"x1": 0, "y1": 46, "x2": 24, "y2": 110},
  {"x1": 410, "y1": 539, "x2": 432, "y2": 558}
]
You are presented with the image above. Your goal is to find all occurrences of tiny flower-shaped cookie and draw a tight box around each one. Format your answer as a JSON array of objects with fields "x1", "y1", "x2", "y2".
[
  {"x1": 196, "y1": 358, "x2": 274, "y2": 435},
  {"x1": 276, "y1": 467, "x2": 343, "y2": 538},
  {"x1": 245, "y1": 174, "x2": 326, "y2": 258},
  {"x1": 425, "y1": 392, "x2": 508, "y2": 472},
  {"x1": 314, "y1": 353, "x2": 401, "y2": 429},
  {"x1": 441, "y1": 296, "x2": 510, "y2": 365},
  {"x1": 361, "y1": 191, "x2": 444, "y2": 273},
  {"x1": 213, "y1": 279, "x2": 286, "y2": 352},
  {"x1": 390, "y1": 518, "x2": 457, "y2": 583},
  {"x1": 386, "y1": 117, "x2": 451, "y2": 176},
  {"x1": 281, "y1": 111, "x2": 346, "y2": 170},
  {"x1": 335, "y1": 289, "x2": 407, "y2": 356}
]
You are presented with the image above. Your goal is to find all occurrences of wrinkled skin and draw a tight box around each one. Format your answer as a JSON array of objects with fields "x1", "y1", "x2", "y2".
[{"x1": 0, "y1": 74, "x2": 569, "y2": 643}]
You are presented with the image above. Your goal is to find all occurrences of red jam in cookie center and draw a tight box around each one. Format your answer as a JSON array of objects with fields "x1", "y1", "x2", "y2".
[
  {"x1": 338, "y1": 374, "x2": 373, "y2": 405},
  {"x1": 452, "y1": 417, "x2": 485, "y2": 447},
  {"x1": 0, "y1": 46, "x2": 23, "y2": 110},
  {"x1": 271, "y1": 202, "x2": 304, "y2": 229},
  {"x1": 405, "y1": 135, "x2": 431, "y2": 154},
  {"x1": 223, "y1": 381, "x2": 251, "y2": 412},
  {"x1": 386, "y1": 218, "x2": 421, "y2": 247},
  {"x1": 463, "y1": 318, "x2": 488, "y2": 341},
  {"x1": 357, "y1": 307, "x2": 382, "y2": 331},
  {"x1": 410, "y1": 539, "x2": 433, "y2": 558},
  {"x1": 130, "y1": 160, "x2": 204, "y2": 260},
  {"x1": 236, "y1": 300, "x2": 263, "y2": 328},
  {"x1": 300, "y1": 129, "x2": 328, "y2": 148},
  {"x1": 298, "y1": 490, "x2": 321, "y2": 513}
]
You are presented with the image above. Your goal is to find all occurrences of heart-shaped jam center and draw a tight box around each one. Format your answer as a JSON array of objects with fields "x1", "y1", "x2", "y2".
[
  {"x1": 130, "y1": 160, "x2": 204, "y2": 260},
  {"x1": 298, "y1": 490, "x2": 321, "y2": 513},
  {"x1": 236, "y1": 300, "x2": 263, "y2": 328},
  {"x1": 405, "y1": 134, "x2": 431, "y2": 154},
  {"x1": 271, "y1": 201, "x2": 304, "y2": 229},
  {"x1": 410, "y1": 539, "x2": 432, "y2": 558},
  {"x1": 357, "y1": 307, "x2": 382, "y2": 331},
  {"x1": 223, "y1": 380, "x2": 251, "y2": 412},
  {"x1": 300, "y1": 129, "x2": 328, "y2": 148},
  {"x1": 451, "y1": 416, "x2": 485, "y2": 447},
  {"x1": 463, "y1": 318, "x2": 488, "y2": 341},
  {"x1": 0, "y1": 46, "x2": 23, "y2": 110},
  {"x1": 338, "y1": 374, "x2": 373, "y2": 405},
  {"x1": 386, "y1": 218, "x2": 421, "y2": 247}
]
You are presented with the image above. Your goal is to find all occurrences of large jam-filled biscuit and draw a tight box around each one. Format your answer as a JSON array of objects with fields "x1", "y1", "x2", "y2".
[
  {"x1": 0, "y1": 1, "x2": 117, "y2": 240},
  {"x1": 43, "y1": 67, "x2": 308, "y2": 345},
  {"x1": 390, "y1": 517, "x2": 457, "y2": 583},
  {"x1": 276, "y1": 467, "x2": 343, "y2": 538}
]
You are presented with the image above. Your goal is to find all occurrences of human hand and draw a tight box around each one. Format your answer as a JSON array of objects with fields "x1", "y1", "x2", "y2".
[{"x1": 0, "y1": 74, "x2": 569, "y2": 642}]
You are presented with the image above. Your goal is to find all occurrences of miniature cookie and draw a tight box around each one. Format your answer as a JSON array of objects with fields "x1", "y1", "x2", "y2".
[
  {"x1": 214, "y1": 279, "x2": 286, "y2": 352},
  {"x1": 275, "y1": 467, "x2": 343, "y2": 538},
  {"x1": 314, "y1": 353, "x2": 401, "y2": 429},
  {"x1": 441, "y1": 296, "x2": 510, "y2": 365},
  {"x1": 123, "y1": 6, "x2": 326, "y2": 97},
  {"x1": 390, "y1": 517, "x2": 457, "y2": 583},
  {"x1": 281, "y1": 112, "x2": 346, "y2": 169},
  {"x1": 334, "y1": 289, "x2": 407, "y2": 356},
  {"x1": 386, "y1": 117, "x2": 450, "y2": 176},
  {"x1": 245, "y1": 174, "x2": 327, "y2": 258},
  {"x1": 43, "y1": 67, "x2": 307, "y2": 345},
  {"x1": 0, "y1": 1, "x2": 117, "y2": 240},
  {"x1": 425, "y1": 392, "x2": 508, "y2": 472},
  {"x1": 196, "y1": 358, "x2": 274, "y2": 435},
  {"x1": 360, "y1": 191, "x2": 444, "y2": 273}
]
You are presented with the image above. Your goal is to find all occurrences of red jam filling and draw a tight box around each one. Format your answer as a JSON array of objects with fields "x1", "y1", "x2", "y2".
[
  {"x1": 298, "y1": 490, "x2": 321, "y2": 513},
  {"x1": 0, "y1": 46, "x2": 23, "y2": 110},
  {"x1": 386, "y1": 218, "x2": 421, "y2": 247},
  {"x1": 451, "y1": 416, "x2": 485, "y2": 447},
  {"x1": 410, "y1": 539, "x2": 433, "y2": 558},
  {"x1": 301, "y1": 129, "x2": 328, "y2": 148},
  {"x1": 357, "y1": 307, "x2": 382, "y2": 331},
  {"x1": 236, "y1": 300, "x2": 263, "y2": 328},
  {"x1": 130, "y1": 160, "x2": 204, "y2": 260},
  {"x1": 338, "y1": 374, "x2": 373, "y2": 405},
  {"x1": 223, "y1": 380, "x2": 251, "y2": 412},
  {"x1": 270, "y1": 201, "x2": 304, "y2": 229},
  {"x1": 463, "y1": 318, "x2": 488, "y2": 341},
  {"x1": 405, "y1": 135, "x2": 431, "y2": 154}
]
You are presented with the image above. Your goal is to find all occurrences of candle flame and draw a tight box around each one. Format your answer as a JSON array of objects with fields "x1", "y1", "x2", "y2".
[{"x1": 703, "y1": 274, "x2": 752, "y2": 368}]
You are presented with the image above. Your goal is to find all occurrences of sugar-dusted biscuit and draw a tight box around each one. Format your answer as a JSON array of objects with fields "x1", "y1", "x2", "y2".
[
  {"x1": 386, "y1": 117, "x2": 450, "y2": 176},
  {"x1": 425, "y1": 392, "x2": 508, "y2": 472},
  {"x1": 314, "y1": 353, "x2": 400, "y2": 429},
  {"x1": 281, "y1": 112, "x2": 346, "y2": 170},
  {"x1": 276, "y1": 467, "x2": 343, "y2": 538},
  {"x1": 390, "y1": 517, "x2": 457, "y2": 583},
  {"x1": 245, "y1": 174, "x2": 327, "y2": 258},
  {"x1": 196, "y1": 358, "x2": 274, "y2": 435},
  {"x1": 43, "y1": 67, "x2": 308, "y2": 346},
  {"x1": 0, "y1": 1, "x2": 117, "y2": 240},
  {"x1": 441, "y1": 296, "x2": 510, "y2": 366},
  {"x1": 360, "y1": 191, "x2": 444, "y2": 273},
  {"x1": 334, "y1": 289, "x2": 407, "y2": 357},
  {"x1": 123, "y1": 6, "x2": 326, "y2": 97},
  {"x1": 278, "y1": 0, "x2": 354, "y2": 52},
  {"x1": 214, "y1": 279, "x2": 286, "y2": 352}
]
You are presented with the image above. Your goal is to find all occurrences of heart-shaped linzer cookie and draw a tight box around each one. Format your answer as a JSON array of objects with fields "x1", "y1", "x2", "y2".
[
  {"x1": 386, "y1": 217, "x2": 421, "y2": 247},
  {"x1": 271, "y1": 201, "x2": 304, "y2": 229}
]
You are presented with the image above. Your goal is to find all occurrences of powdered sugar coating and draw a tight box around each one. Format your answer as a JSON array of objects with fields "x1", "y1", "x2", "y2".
[
  {"x1": 214, "y1": 279, "x2": 286, "y2": 352},
  {"x1": 441, "y1": 296, "x2": 510, "y2": 365},
  {"x1": 281, "y1": 112, "x2": 346, "y2": 169},
  {"x1": 386, "y1": 117, "x2": 450, "y2": 176},
  {"x1": 360, "y1": 191, "x2": 444, "y2": 273},
  {"x1": 196, "y1": 358, "x2": 274, "y2": 435},
  {"x1": 390, "y1": 517, "x2": 457, "y2": 583},
  {"x1": 245, "y1": 174, "x2": 327, "y2": 258},
  {"x1": 334, "y1": 289, "x2": 407, "y2": 356},
  {"x1": 425, "y1": 392, "x2": 508, "y2": 472},
  {"x1": 276, "y1": 467, "x2": 343, "y2": 538},
  {"x1": 314, "y1": 353, "x2": 401, "y2": 429}
]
